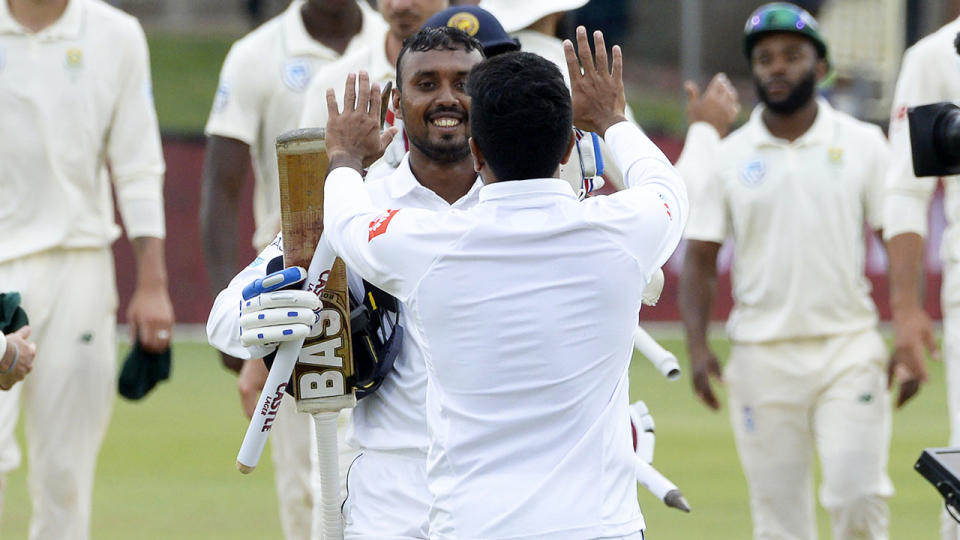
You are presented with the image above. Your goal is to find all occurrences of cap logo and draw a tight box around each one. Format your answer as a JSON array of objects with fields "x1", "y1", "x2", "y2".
[{"x1": 447, "y1": 12, "x2": 480, "y2": 36}]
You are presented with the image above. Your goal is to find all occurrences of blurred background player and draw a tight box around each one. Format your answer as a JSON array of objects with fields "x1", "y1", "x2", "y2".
[
  {"x1": 679, "y1": 3, "x2": 893, "y2": 539},
  {"x1": 0, "y1": 327, "x2": 35, "y2": 392},
  {"x1": 0, "y1": 0, "x2": 174, "y2": 538},
  {"x1": 199, "y1": 1, "x2": 386, "y2": 538},
  {"x1": 883, "y1": 11, "x2": 960, "y2": 540}
]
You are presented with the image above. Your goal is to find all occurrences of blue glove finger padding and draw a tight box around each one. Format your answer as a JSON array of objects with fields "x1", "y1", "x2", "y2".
[{"x1": 242, "y1": 266, "x2": 308, "y2": 301}]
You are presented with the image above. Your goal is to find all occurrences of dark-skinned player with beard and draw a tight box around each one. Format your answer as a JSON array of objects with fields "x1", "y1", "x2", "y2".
[{"x1": 678, "y1": 3, "x2": 893, "y2": 539}]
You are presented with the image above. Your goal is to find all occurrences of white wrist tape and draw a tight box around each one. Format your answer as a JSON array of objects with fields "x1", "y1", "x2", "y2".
[{"x1": 0, "y1": 332, "x2": 6, "y2": 364}]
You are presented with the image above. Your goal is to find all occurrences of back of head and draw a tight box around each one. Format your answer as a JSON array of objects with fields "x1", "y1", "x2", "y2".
[
  {"x1": 467, "y1": 51, "x2": 572, "y2": 181},
  {"x1": 743, "y1": 2, "x2": 828, "y2": 60}
]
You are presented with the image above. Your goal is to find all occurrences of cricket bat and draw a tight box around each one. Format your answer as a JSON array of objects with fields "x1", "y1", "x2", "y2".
[
  {"x1": 235, "y1": 128, "x2": 355, "y2": 540},
  {"x1": 277, "y1": 128, "x2": 355, "y2": 540}
]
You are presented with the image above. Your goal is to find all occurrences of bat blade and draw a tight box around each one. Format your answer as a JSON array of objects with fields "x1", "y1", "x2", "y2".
[
  {"x1": 276, "y1": 128, "x2": 356, "y2": 413},
  {"x1": 276, "y1": 128, "x2": 355, "y2": 540}
]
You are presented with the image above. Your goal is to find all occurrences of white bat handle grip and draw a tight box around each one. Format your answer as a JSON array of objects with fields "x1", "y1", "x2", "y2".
[
  {"x1": 236, "y1": 338, "x2": 304, "y2": 473},
  {"x1": 315, "y1": 411, "x2": 344, "y2": 540},
  {"x1": 636, "y1": 459, "x2": 679, "y2": 500},
  {"x1": 633, "y1": 326, "x2": 681, "y2": 381}
]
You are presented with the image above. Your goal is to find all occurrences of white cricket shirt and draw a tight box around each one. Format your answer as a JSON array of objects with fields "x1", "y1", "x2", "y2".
[
  {"x1": 883, "y1": 16, "x2": 960, "y2": 266},
  {"x1": 323, "y1": 121, "x2": 687, "y2": 539},
  {"x1": 683, "y1": 99, "x2": 886, "y2": 343},
  {"x1": 205, "y1": 0, "x2": 387, "y2": 250},
  {"x1": 0, "y1": 0, "x2": 166, "y2": 263},
  {"x1": 350, "y1": 155, "x2": 483, "y2": 454}
]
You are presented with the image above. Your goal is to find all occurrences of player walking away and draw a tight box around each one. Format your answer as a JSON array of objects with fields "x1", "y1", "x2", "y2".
[
  {"x1": 679, "y1": 3, "x2": 893, "y2": 539},
  {"x1": 884, "y1": 11, "x2": 960, "y2": 540},
  {"x1": 317, "y1": 26, "x2": 684, "y2": 538},
  {"x1": 0, "y1": 0, "x2": 174, "y2": 538},
  {"x1": 200, "y1": 1, "x2": 387, "y2": 538}
]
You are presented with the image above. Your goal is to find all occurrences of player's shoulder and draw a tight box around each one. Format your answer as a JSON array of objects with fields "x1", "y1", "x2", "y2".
[
  {"x1": 905, "y1": 17, "x2": 960, "y2": 61},
  {"x1": 715, "y1": 122, "x2": 754, "y2": 157},
  {"x1": 82, "y1": 0, "x2": 146, "y2": 40},
  {"x1": 828, "y1": 105, "x2": 886, "y2": 146},
  {"x1": 229, "y1": 13, "x2": 285, "y2": 58}
]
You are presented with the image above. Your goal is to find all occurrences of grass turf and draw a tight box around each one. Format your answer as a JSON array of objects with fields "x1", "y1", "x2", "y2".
[{"x1": 0, "y1": 336, "x2": 948, "y2": 538}]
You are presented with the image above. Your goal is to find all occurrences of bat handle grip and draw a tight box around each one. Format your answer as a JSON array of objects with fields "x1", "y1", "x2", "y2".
[
  {"x1": 236, "y1": 338, "x2": 303, "y2": 473},
  {"x1": 314, "y1": 411, "x2": 345, "y2": 540},
  {"x1": 633, "y1": 326, "x2": 681, "y2": 381}
]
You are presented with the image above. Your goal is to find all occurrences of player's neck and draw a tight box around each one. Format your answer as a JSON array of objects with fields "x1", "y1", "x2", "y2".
[
  {"x1": 409, "y1": 151, "x2": 478, "y2": 204},
  {"x1": 300, "y1": 1, "x2": 362, "y2": 55},
  {"x1": 8, "y1": 0, "x2": 68, "y2": 32},
  {"x1": 761, "y1": 99, "x2": 819, "y2": 142}
]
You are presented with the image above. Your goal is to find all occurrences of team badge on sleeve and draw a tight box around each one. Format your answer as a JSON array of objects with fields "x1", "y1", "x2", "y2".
[{"x1": 368, "y1": 209, "x2": 400, "y2": 241}]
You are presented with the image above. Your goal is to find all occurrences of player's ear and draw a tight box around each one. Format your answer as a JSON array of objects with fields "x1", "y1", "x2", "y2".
[
  {"x1": 815, "y1": 58, "x2": 829, "y2": 82},
  {"x1": 560, "y1": 131, "x2": 576, "y2": 165},
  {"x1": 392, "y1": 87, "x2": 402, "y2": 120},
  {"x1": 469, "y1": 137, "x2": 485, "y2": 174}
]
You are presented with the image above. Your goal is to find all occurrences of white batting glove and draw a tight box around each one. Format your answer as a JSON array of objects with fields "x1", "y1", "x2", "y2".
[
  {"x1": 239, "y1": 267, "x2": 320, "y2": 348},
  {"x1": 641, "y1": 268, "x2": 665, "y2": 306},
  {"x1": 630, "y1": 400, "x2": 656, "y2": 464}
]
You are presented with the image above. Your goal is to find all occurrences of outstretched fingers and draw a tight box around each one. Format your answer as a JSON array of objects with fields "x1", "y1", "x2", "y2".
[
  {"x1": 575, "y1": 26, "x2": 594, "y2": 75},
  {"x1": 563, "y1": 39, "x2": 581, "y2": 81},
  {"x1": 593, "y1": 30, "x2": 609, "y2": 75},
  {"x1": 357, "y1": 71, "x2": 371, "y2": 114},
  {"x1": 343, "y1": 72, "x2": 357, "y2": 113},
  {"x1": 611, "y1": 45, "x2": 623, "y2": 87}
]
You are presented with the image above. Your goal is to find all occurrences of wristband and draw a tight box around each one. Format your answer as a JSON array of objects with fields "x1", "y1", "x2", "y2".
[{"x1": 0, "y1": 342, "x2": 18, "y2": 374}]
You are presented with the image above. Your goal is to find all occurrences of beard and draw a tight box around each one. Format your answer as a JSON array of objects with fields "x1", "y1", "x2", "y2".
[
  {"x1": 755, "y1": 68, "x2": 817, "y2": 115},
  {"x1": 404, "y1": 105, "x2": 472, "y2": 164}
]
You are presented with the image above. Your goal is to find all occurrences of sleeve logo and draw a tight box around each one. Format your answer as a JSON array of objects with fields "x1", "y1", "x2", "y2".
[{"x1": 368, "y1": 209, "x2": 400, "y2": 241}]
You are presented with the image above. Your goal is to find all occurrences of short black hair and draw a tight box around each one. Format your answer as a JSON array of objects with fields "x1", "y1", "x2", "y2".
[
  {"x1": 467, "y1": 52, "x2": 572, "y2": 181},
  {"x1": 396, "y1": 26, "x2": 485, "y2": 88}
]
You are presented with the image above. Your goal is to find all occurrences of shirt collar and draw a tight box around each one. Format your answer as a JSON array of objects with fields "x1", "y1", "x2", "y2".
[
  {"x1": 0, "y1": 0, "x2": 83, "y2": 38},
  {"x1": 747, "y1": 97, "x2": 835, "y2": 147},
  {"x1": 284, "y1": 0, "x2": 386, "y2": 60},
  {"x1": 386, "y1": 154, "x2": 484, "y2": 206},
  {"x1": 479, "y1": 178, "x2": 577, "y2": 203}
]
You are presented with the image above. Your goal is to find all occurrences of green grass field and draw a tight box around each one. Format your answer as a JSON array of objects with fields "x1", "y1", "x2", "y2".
[{"x1": 0, "y1": 336, "x2": 948, "y2": 538}]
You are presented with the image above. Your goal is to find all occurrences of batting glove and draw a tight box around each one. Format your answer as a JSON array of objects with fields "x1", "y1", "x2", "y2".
[
  {"x1": 240, "y1": 267, "x2": 320, "y2": 348},
  {"x1": 630, "y1": 400, "x2": 656, "y2": 464}
]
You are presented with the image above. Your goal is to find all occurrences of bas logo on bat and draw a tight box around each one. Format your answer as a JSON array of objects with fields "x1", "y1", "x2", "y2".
[
  {"x1": 260, "y1": 382, "x2": 287, "y2": 432},
  {"x1": 297, "y1": 308, "x2": 349, "y2": 399}
]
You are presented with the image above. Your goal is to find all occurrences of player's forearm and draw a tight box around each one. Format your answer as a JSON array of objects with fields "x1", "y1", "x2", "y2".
[
  {"x1": 131, "y1": 236, "x2": 169, "y2": 291},
  {"x1": 201, "y1": 136, "x2": 251, "y2": 294},
  {"x1": 679, "y1": 242, "x2": 719, "y2": 354},
  {"x1": 201, "y1": 194, "x2": 241, "y2": 295},
  {"x1": 887, "y1": 232, "x2": 926, "y2": 312}
]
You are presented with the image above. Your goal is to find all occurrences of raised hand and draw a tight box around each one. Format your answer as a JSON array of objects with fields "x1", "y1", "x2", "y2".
[
  {"x1": 563, "y1": 26, "x2": 627, "y2": 135},
  {"x1": 684, "y1": 72, "x2": 741, "y2": 137},
  {"x1": 325, "y1": 71, "x2": 398, "y2": 172}
]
